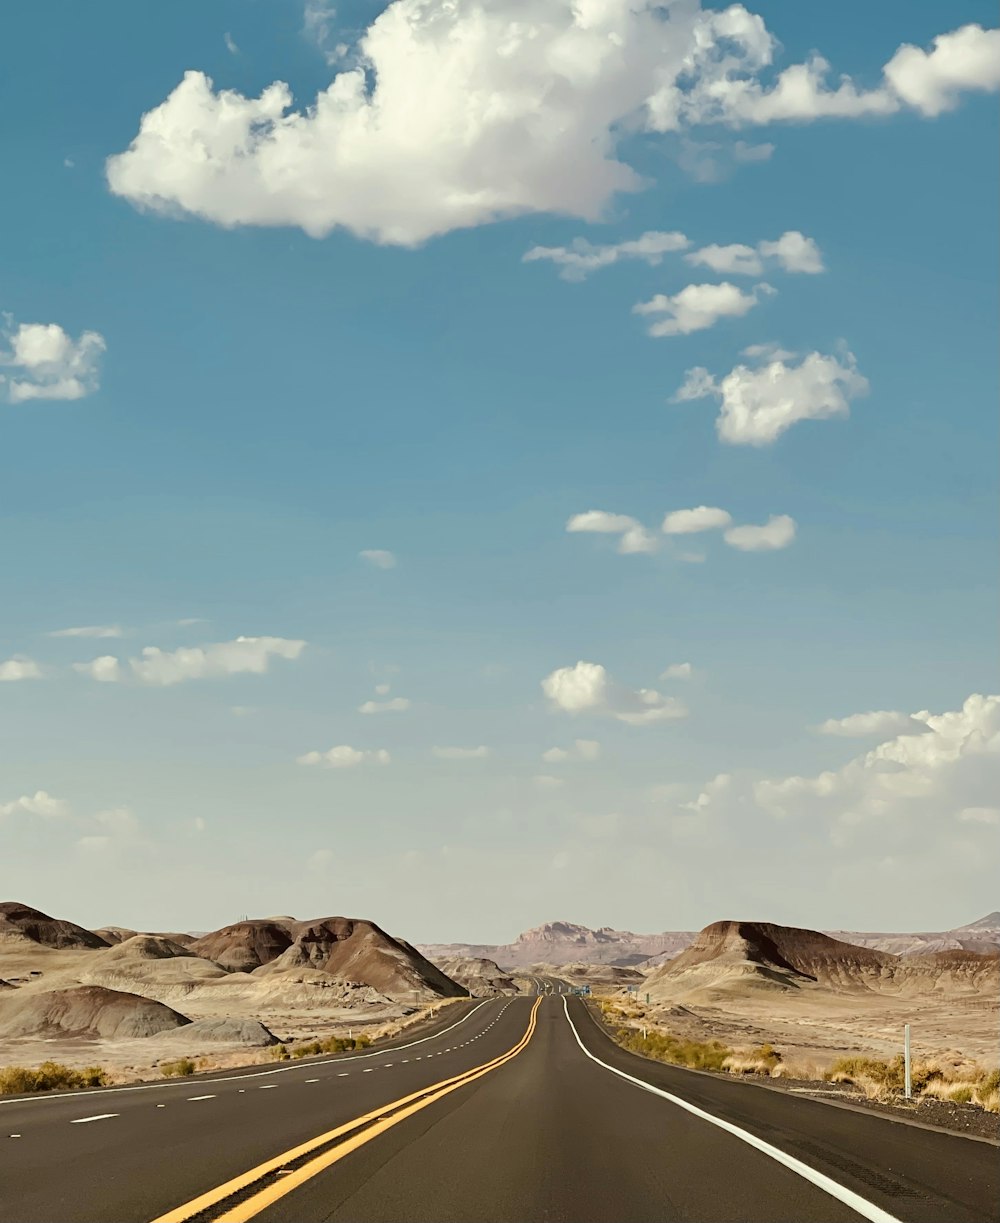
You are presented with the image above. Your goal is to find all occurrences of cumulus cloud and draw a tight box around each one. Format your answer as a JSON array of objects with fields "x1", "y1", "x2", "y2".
[
  {"x1": 297, "y1": 745, "x2": 391, "y2": 768},
  {"x1": 542, "y1": 739, "x2": 601, "y2": 764},
  {"x1": 72, "y1": 656, "x2": 122, "y2": 683},
  {"x1": 0, "y1": 656, "x2": 42, "y2": 682},
  {"x1": 661, "y1": 506, "x2": 731, "y2": 535},
  {"x1": 0, "y1": 790, "x2": 70, "y2": 819},
  {"x1": 127, "y1": 636, "x2": 306, "y2": 685},
  {"x1": 523, "y1": 231, "x2": 689, "y2": 280},
  {"x1": 542, "y1": 660, "x2": 686, "y2": 726},
  {"x1": 360, "y1": 549, "x2": 396, "y2": 569},
  {"x1": 661, "y1": 662, "x2": 693, "y2": 680},
  {"x1": 634, "y1": 282, "x2": 770, "y2": 337},
  {"x1": 48, "y1": 624, "x2": 123, "y2": 639},
  {"x1": 0, "y1": 319, "x2": 106, "y2": 403},
  {"x1": 358, "y1": 696, "x2": 411, "y2": 714},
  {"x1": 818, "y1": 710, "x2": 931, "y2": 738},
  {"x1": 673, "y1": 347, "x2": 868, "y2": 445},
  {"x1": 753, "y1": 694, "x2": 1000, "y2": 839},
  {"x1": 566, "y1": 510, "x2": 658, "y2": 555},
  {"x1": 107, "y1": 2, "x2": 1000, "y2": 246},
  {"x1": 723, "y1": 514, "x2": 796, "y2": 551},
  {"x1": 432, "y1": 745, "x2": 490, "y2": 759},
  {"x1": 685, "y1": 230, "x2": 823, "y2": 276}
]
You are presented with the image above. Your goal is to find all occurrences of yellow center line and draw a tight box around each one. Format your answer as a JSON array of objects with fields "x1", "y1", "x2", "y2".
[{"x1": 151, "y1": 998, "x2": 542, "y2": 1223}]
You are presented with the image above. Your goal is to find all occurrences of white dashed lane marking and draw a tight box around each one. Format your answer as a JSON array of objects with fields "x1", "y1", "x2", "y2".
[
  {"x1": 187, "y1": 1095, "x2": 216, "y2": 1102},
  {"x1": 258, "y1": 1085, "x2": 278, "y2": 1090},
  {"x1": 305, "y1": 1079, "x2": 320, "y2": 1083},
  {"x1": 69, "y1": 1114, "x2": 119, "y2": 1124}
]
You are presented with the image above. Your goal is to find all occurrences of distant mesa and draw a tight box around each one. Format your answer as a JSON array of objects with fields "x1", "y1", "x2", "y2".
[
  {"x1": 0, "y1": 901, "x2": 110, "y2": 951},
  {"x1": 0, "y1": 984, "x2": 190, "y2": 1040},
  {"x1": 421, "y1": 921, "x2": 695, "y2": 969}
]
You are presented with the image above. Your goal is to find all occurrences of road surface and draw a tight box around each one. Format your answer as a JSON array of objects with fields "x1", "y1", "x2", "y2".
[{"x1": 1, "y1": 996, "x2": 995, "y2": 1222}]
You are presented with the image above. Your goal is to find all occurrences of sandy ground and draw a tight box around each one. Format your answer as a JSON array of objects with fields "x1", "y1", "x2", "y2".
[{"x1": 606, "y1": 986, "x2": 998, "y2": 1075}]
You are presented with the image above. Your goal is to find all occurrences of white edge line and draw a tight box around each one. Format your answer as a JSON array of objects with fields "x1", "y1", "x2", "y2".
[
  {"x1": 561, "y1": 998, "x2": 901, "y2": 1223},
  {"x1": 1, "y1": 999, "x2": 493, "y2": 1107},
  {"x1": 69, "y1": 1113, "x2": 119, "y2": 1124}
]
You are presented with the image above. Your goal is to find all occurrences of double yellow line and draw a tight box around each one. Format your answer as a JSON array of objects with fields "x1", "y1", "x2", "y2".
[{"x1": 152, "y1": 997, "x2": 542, "y2": 1223}]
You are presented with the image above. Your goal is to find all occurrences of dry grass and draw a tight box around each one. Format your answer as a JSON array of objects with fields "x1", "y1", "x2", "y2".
[
  {"x1": 160, "y1": 1058, "x2": 196, "y2": 1077},
  {"x1": 0, "y1": 1061, "x2": 107, "y2": 1094},
  {"x1": 824, "y1": 1056, "x2": 999, "y2": 1110},
  {"x1": 723, "y1": 1044, "x2": 782, "y2": 1076}
]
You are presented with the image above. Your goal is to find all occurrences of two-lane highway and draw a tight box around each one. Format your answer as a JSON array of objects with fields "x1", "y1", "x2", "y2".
[{"x1": 1, "y1": 995, "x2": 995, "y2": 1222}]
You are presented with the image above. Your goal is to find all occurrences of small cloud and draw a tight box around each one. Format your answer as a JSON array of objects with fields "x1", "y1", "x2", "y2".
[
  {"x1": 661, "y1": 663, "x2": 693, "y2": 680},
  {"x1": 661, "y1": 506, "x2": 731, "y2": 535},
  {"x1": 723, "y1": 515, "x2": 797, "y2": 551},
  {"x1": 48, "y1": 624, "x2": 123, "y2": 639},
  {"x1": 308, "y1": 848, "x2": 335, "y2": 872},
  {"x1": 297, "y1": 745, "x2": 391, "y2": 768},
  {"x1": 432, "y1": 746, "x2": 491, "y2": 760},
  {"x1": 374, "y1": 683, "x2": 391, "y2": 696},
  {"x1": 360, "y1": 549, "x2": 397, "y2": 569},
  {"x1": 542, "y1": 660, "x2": 686, "y2": 727},
  {"x1": 534, "y1": 775, "x2": 565, "y2": 790},
  {"x1": 523, "y1": 231, "x2": 689, "y2": 281},
  {"x1": 958, "y1": 806, "x2": 1000, "y2": 825},
  {"x1": 224, "y1": 31, "x2": 240, "y2": 56},
  {"x1": 541, "y1": 739, "x2": 601, "y2": 764},
  {"x1": 0, "y1": 790, "x2": 70, "y2": 819},
  {"x1": 0, "y1": 656, "x2": 42, "y2": 682},
  {"x1": 358, "y1": 696, "x2": 411, "y2": 714},
  {"x1": 818, "y1": 710, "x2": 931, "y2": 738},
  {"x1": 1, "y1": 317, "x2": 106, "y2": 403},
  {"x1": 633, "y1": 282, "x2": 770, "y2": 338},
  {"x1": 128, "y1": 635, "x2": 306, "y2": 685},
  {"x1": 685, "y1": 230, "x2": 824, "y2": 277},
  {"x1": 566, "y1": 510, "x2": 658, "y2": 556},
  {"x1": 72, "y1": 656, "x2": 121, "y2": 683}
]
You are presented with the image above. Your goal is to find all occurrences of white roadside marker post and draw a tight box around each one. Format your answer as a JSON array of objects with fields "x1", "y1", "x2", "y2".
[{"x1": 904, "y1": 1024, "x2": 912, "y2": 1100}]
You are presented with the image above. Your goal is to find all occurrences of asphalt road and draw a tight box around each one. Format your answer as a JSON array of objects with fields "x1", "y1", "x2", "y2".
[{"x1": 1, "y1": 995, "x2": 996, "y2": 1223}]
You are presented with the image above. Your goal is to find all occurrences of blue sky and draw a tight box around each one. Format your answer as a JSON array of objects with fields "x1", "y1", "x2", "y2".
[{"x1": 1, "y1": 1, "x2": 997, "y2": 941}]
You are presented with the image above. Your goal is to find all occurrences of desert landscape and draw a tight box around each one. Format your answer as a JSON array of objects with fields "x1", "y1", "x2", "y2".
[{"x1": 2, "y1": 899, "x2": 997, "y2": 1119}]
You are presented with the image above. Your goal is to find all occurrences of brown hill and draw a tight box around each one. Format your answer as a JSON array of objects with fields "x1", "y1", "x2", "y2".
[
  {"x1": 0, "y1": 902, "x2": 110, "y2": 951},
  {"x1": 0, "y1": 984, "x2": 190, "y2": 1039},
  {"x1": 646, "y1": 920, "x2": 894, "y2": 1003},
  {"x1": 645, "y1": 920, "x2": 1000, "y2": 1005},
  {"x1": 189, "y1": 920, "x2": 293, "y2": 971},
  {"x1": 193, "y1": 916, "x2": 466, "y2": 1000}
]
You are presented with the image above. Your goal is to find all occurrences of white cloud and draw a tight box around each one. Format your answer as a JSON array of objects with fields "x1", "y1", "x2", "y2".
[
  {"x1": 432, "y1": 745, "x2": 490, "y2": 760},
  {"x1": 360, "y1": 549, "x2": 396, "y2": 569},
  {"x1": 48, "y1": 624, "x2": 123, "y2": 639},
  {"x1": 723, "y1": 514, "x2": 796, "y2": 551},
  {"x1": 566, "y1": 510, "x2": 658, "y2": 556},
  {"x1": 359, "y1": 696, "x2": 411, "y2": 714},
  {"x1": 661, "y1": 662, "x2": 693, "y2": 680},
  {"x1": 534, "y1": 774, "x2": 565, "y2": 790},
  {"x1": 685, "y1": 229, "x2": 823, "y2": 276},
  {"x1": 883, "y1": 25, "x2": 1000, "y2": 117},
  {"x1": 0, "y1": 319, "x2": 106, "y2": 403},
  {"x1": 958, "y1": 806, "x2": 1000, "y2": 825},
  {"x1": 73, "y1": 656, "x2": 122, "y2": 683},
  {"x1": 541, "y1": 738, "x2": 601, "y2": 764},
  {"x1": 818, "y1": 710, "x2": 931, "y2": 738},
  {"x1": 374, "y1": 683, "x2": 391, "y2": 695},
  {"x1": 0, "y1": 790, "x2": 70, "y2": 819},
  {"x1": 224, "y1": 31, "x2": 240, "y2": 56},
  {"x1": 674, "y1": 347, "x2": 868, "y2": 446},
  {"x1": 523, "y1": 231, "x2": 688, "y2": 281},
  {"x1": 542, "y1": 660, "x2": 686, "y2": 726},
  {"x1": 634, "y1": 282, "x2": 769, "y2": 337},
  {"x1": 297, "y1": 745, "x2": 391, "y2": 768},
  {"x1": 106, "y1": 8, "x2": 1000, "y2": 246},
  {"x1": 129, "y1": 635, "x2": 306, "y2": 685},
  {"x1": 0, "y1": 656, "x2": 41, "y2": 682},
  {"x1": 661, "y1": 505, "x2": 731, "y2": 535}
]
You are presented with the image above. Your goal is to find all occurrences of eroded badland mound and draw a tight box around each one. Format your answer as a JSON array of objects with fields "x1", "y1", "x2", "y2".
[
  {"x1": 0, "y1": 985, "x2": 189, "y2": 1039},
  {"x1": 0, "y1": 902, "x2": 110, "y2": 951}
]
